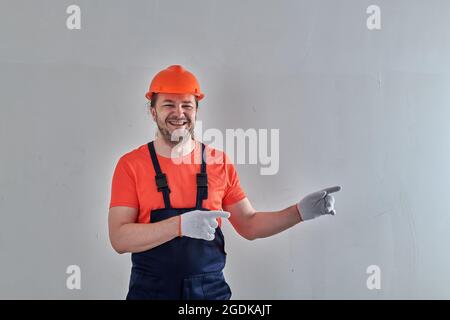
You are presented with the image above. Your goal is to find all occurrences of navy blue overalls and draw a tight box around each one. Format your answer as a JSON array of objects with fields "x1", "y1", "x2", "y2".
[{"x1": 126, "y1": 141, "x2": 232, "y2": 300}]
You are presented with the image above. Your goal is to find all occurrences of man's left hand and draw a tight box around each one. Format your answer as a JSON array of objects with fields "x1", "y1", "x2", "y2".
[{"x1": 297, "y1": 186, "x2": 342, "y2": 221}]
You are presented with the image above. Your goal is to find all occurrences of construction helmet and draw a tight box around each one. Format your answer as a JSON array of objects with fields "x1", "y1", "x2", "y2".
[{"x1": 145, "y1": 65, "x2": 205, "y2": 101}]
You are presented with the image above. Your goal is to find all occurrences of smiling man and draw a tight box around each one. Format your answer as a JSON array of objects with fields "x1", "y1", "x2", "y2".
[{"x1": 108, "y1": 64, "x2": 341, "y2": 300}]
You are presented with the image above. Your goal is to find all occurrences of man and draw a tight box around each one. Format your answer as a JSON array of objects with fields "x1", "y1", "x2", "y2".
[{"x1": 108, "y1": 65, "x2": 341, "y2": 300}]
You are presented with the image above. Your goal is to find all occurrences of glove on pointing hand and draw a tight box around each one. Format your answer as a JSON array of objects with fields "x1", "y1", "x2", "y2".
[
  {"x1": 180, "y1": 210, "x2": 231, "y2": 241},
  {"x1": 297, "y1": 186, "x2": 341, "y2": 221}
]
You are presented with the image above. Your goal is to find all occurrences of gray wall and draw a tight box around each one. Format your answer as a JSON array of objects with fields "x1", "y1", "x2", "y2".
[{"x1": 1, "y1": 0, "x2": 450, "y2": 299}]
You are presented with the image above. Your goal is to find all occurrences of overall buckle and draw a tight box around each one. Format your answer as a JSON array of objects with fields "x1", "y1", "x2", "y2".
[
  {"x1": 155, "y1": 173, "x2": 170, "y2": 192},
  {"x1": 196, "y1": 173, "x2": 208, "y2": 188}
]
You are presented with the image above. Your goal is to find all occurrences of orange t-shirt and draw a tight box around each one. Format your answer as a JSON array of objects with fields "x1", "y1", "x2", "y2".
[{"x1": 109, "y1": 141, "x2": 246, "y2": 224}]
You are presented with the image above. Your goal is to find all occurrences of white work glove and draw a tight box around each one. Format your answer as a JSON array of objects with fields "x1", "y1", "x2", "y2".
[
  {"x1": 297, "y1": 186, "x2": 341, "y2": 221},
  {"x1": 180, "y1": 210, "x2": 231, "y2": 241}
]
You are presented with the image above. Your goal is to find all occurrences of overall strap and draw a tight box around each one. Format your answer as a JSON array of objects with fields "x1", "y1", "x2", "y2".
[
  {"x1": 195, "y1": 143, "x2": 208, "y2": 209},
  {"x1": 148, "y1": 141, "x2": 171, "y2": 209}
]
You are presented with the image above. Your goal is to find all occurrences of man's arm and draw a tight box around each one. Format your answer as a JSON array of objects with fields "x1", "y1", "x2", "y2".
[
  {"x1": 108, "y1": 207, "x2": 231, "y2": 254},
  {"x1": 108, "y1": 206, "x2": 179, "y2": 254},
  {"x1": 224, "y1": 186, "x2": 341, "y2": 241},
  {"x1": 224, "y1": 198, "x2": 302, "y2": 241}
]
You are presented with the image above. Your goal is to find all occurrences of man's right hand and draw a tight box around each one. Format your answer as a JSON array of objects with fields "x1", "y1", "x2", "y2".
[{"x1": 180, "y1": 210, "x2": 231, "y2": 241}]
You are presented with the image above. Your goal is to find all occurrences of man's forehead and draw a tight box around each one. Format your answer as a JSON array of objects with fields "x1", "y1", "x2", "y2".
[{"x1": 158, "y1": 93, "x2": 196, "y2": 103}]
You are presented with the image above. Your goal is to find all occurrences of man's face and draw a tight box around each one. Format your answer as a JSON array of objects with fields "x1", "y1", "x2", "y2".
[{"x1": 151, "y1": 93, "x2": 197, "y2": 146}]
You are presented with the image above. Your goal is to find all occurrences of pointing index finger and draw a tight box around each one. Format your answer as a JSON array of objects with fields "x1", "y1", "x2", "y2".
[
  {"x1": 323, "y1": 186, "x2": 341, "y2": 194},
  {"x1": 205, "y1": 210, "x2": 231, "y2": 219}
]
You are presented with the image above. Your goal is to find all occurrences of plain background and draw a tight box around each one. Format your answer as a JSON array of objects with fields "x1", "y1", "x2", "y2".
[{"x1": 1, "y1": 0, "x2": 450, "y2": 299}]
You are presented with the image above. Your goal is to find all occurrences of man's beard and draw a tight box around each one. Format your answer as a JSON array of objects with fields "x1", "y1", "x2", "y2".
[{"x1": 155, "y1": 114, "x2": 195, "y2": 146}]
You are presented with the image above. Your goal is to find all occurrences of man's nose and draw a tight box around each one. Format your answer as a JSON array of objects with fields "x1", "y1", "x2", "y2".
[{"x1": 174, "y1": 104, "x2": 185, "y2": 117}]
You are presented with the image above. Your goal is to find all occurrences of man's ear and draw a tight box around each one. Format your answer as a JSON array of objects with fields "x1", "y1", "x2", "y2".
[{"x1": 150, "y1": 107, "x2": 156, "y2": 121}]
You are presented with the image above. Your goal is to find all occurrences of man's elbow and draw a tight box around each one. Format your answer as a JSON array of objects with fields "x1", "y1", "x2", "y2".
[
  {"x1": 240, "y1": 228, "x2": 257, "y2": 241},
  {"x1": 111, "y1": 242, "x2": 126, "y2": 254},
  {"x1": 244, "y1": 234, "x2": 257, "y2": 241},
  {"x1": 114, "y1": 246, "x2": 127, "y2": 255},
  {"x1": 109, "y1": 236, "x2": 128, "y2": 254},
  {"x1": 233, "y1": 221, "x2": 258, "y2": 241}
]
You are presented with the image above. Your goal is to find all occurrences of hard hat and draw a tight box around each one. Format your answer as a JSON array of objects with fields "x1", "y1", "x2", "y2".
[{"x1": 145, "y1": 65, "x2": 205, "y2": 101}]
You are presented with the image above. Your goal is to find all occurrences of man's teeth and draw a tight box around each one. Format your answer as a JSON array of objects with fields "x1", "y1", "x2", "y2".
[{"x1": 168, "y1": 120, "x2": 187, "y2": 125}]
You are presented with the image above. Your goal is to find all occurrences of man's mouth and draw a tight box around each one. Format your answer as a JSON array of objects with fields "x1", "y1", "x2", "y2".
[{"x1": 167, "y1": 119, "x2": 189, "y2": 127}]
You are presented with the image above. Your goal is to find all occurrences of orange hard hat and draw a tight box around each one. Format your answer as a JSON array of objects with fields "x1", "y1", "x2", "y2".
[{"x1": 145, "y1": 65, "x2": 205, "y2": 101}]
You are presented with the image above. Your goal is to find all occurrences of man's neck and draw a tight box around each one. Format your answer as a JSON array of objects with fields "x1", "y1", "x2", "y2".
[{"x1": 154, "y1": 136, "x2": 196, "y2": 158}]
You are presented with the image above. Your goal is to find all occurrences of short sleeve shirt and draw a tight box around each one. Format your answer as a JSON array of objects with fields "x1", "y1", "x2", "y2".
[{"x1": 109, "y1": 141, "x2": 246, "y2": 224}]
